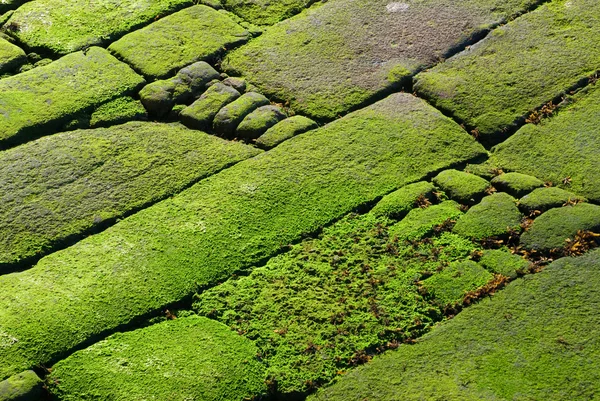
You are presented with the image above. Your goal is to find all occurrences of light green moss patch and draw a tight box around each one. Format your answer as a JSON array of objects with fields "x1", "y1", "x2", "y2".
[
  {"x1": 222, "y1": 0, "x2": 317, "y2": 25},
  {"x1": 0, "y1": 47, "x2": 145, "y2": 147},
  {"x1": 389, "y1": 201, "x2": 463, "y2": 241},
  {"x1": 519, "y1": 187, "x2": 586, "y2": 213},
  {"x1": 479, "y1": 249, "x2": 530, "y2": 278},
  {"x1": 370, "y1": 181, "x2": 436, "y2": 220},
  {"x1": 487, "y1": 84, "x2": 600, "y2": 202},
  {"x1": 0, "y1": 36, "x2": 25, "y2": 74},
  {"x1": 0, "y1": 93, "x2": 485, "y2": 380},
  {"x1": 224, "y1": 0, "x2": 545, "y2": 120},
  {"x1": 453, "y1": 193, "x2": 522, "y2": 240},
  {"x1": 414, "y1": 0, "x2": 600, "y2": 143},
  {"x1": 0, "y1": 370, "x2": 42, "y2": 401},
  {"x1": 432, "y1": 169, "x2": 490, "y2": 204},
  {"x1": 490, "y1": 172, "x2": 544, "y2": 197},
  {"x1": 310, "y1": 249, "x2": 600, "y2": 401},
  {"x1": 0, "y1": 121, "x2": 260, "y2": 269},
  {"x1": 48, "y1": 317, "x2": 267, "y2": 401},
  {"x1": 255, "y1": 115, "x2": 318, "y2": 149},
  {"x1": 89, "y1": 97, "x2": 146, "y2": 128},
  {"x1": 520, "y1": 203, "x2": 600, "y2": 251},
  {"x1": 6, "y1": 0, "x2": 193, "y2": 55},
  {"x1": 108, "y1": 5, "x2": 249, "y2": 79}
]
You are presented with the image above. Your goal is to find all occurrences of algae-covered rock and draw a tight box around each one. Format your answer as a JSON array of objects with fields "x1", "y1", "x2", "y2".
[
  {"x1": 109, "y1": 5, "x2": 249, "y2": 79},
  {"x1": 213, "y1": 91, "x2": 270, "y2": 136},
  {"x1": 0, "y1": 371, "x2": 42, "y2": 401},
  {"x1": 0, "y1": 47, "x2": 145, "y2": 147},
  {"x1": 453, "y1": 193, "x2": 522, "y2": 240},
  {"x1": 89, "y1": 97, "x2": 147, "y2": 128},
  {"x1": 490, "y1": 172, "x2": 544, "y2": 198},
  {"x1": 390, "y1": 200, "x2": 463, "y2": 241},
  {"x1": 520, "y1": 203, "x2": 600, "y2": 252},
  {"x1": 139, "y1": 80, "x2": 177, "y2": 117},
  {"x1": 47, "y1": 317, "x2": 267, "y2": 401},
  {"x1": 180, "y1": 83, "x2": 241, "y2": 130},
  {"x1": 478, "y1": 249, "x2": 529, "y2": 279},
  {"x1": 370, "y1": 181, "x2": 436, "y2": 220},
  {"x1": 235, "y1": 104, "x2": 286, "y2": 139},
  {"x1": 0, "y1": 36, "x2": 26, "y2": 74},
  {"x1": 519, "y1": 187, "x2": 586, "y2": 213},
  {"x1": 222, "y1": 76, "x2": 247, "y2": 93},
  {"x1": 415, "y1": 0, "x2": 600, "y2": 143},
  {"x1": 432, "y1": 169, "x2": 490, "y2": 204},
  {"x1": 170, "y1": 61, "x2": 221, "y2": 103},
  {"x1": 255, "y1": 115, "x2": 318, "y2": 149}
]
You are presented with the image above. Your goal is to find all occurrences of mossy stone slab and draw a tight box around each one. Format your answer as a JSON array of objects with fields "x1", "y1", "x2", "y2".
[
  {"x1": 180, "y1": 83, "x2": 241, "y2": 131},
  {"x1": 520, "y1": 203, "x2": 600, "y2": 251},
  {"x1": 0, "y1": 371, "x2": 42, "y2": 401},
  {"x1": 222, "y1": 0, "x2": 315, "y2": 25},
  {"x1": 235, "y1": 105, "x2": 286, "y2": 139},
  {"x1": 108, "y1": 5, "x2": 250, "y2": 79},
  {"x1": 0, "y1": 47, "x2": 145, "y2": 148},
  {"x1": 0, "y1": 122, "x2": 260, "y2": 270},
  {"x1": 390, "y1": 201, "x2": 463, "y2": 241},
  {"x1": 519, "y1": 187, "x2": 586, "y2": 213},
  {"x1": 48, "y1": 317, "x2": 267, "y2": 401},
  {"x1": 89, "y1": 97, "x2": 147, "y2": 128},
  {"x1": 487, "y1": 84, "x2": 600, "y2": 202},
  {"x1": 0, "y1": 37, "x2": 25, "y2": 74},
  {"x1": 213, "y1": 91, "x2": 270, "y2": 136},
  {"x1": 370, "y1": 181, "x2": 436, "y2": 220},
  {"x1": 479, "y1": 249, "x2": 530, "y2": 279},
  {"x1": 453, "y1": 193, "x2": 522, "y2": 240},
  {"x1": 0, "y1": 93, "x2": 485, "y2": 380},
  {"x1": 433, "y1": 169, "x2": 490, "y2": 204},
  {"x1": 6, "y1": 0, "x2": 193, "y2": 55},
  {"x1": 414, "y1": 0, "x2": 600, "y2": 143},
  {"x1": 490, "y1": 172, "x2": 544, "y2": 197},
  {"x1": 224, "y1": 0, "x2": 545, "y2": 120},
  {"x1": 310, "y1": 249, "x2": 600, "y2": 401},
  {"x1": 255, "y1": 115, "x2": 318, "y2": 149}
]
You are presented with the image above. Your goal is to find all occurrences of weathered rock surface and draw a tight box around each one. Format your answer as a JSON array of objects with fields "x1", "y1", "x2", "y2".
[
  {"x1": 235, "y1": 104, "x2": 286, "y2": 139},
  {"x1": 213, "y1": 91, "x2": 270, "y2": 136},
  {"x1": 0, "y1": 370, "x2": 42, "y2": 401},
  {"x1": 180, "y1": 82, "x2": 241, "y2": 130}
]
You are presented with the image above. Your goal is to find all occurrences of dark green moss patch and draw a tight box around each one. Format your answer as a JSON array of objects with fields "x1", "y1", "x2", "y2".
[
  {"x1": 0, "y1": 370, "x2": 42, "y2": 401},
  {"x1": 180, "y1": 82, "x2": 241, "y2": 131},
  {"x1": 48, "y1": 317, "x2": 267, "y2": 401},
  {"x1": 478, "y1": 249, "x2": 530, "y2": 279},
  {"x1": 370, "y1": 181, "x2": 436, "y2": 220},
  {"x1": 432, "y1": 169, "x2": 490, "y2": 204},
  {"x1": 213, "y1": 92, "x2": 270, "y2": 137},
  {"x1": 453, "y1": 193, "x2": 522, "y2": 240},
  {"x1": 519, "y1": 187, "x2": 586, "y2": 213},
  {"x1": 255, "y1": 115, "x2": 318, "y2": 149},
  {"x1": 236, "y1": 105, "x2": 286, "y2": 140},
  {"x1": 490, "y1": 172, "x2": 544, "y2": 198}
]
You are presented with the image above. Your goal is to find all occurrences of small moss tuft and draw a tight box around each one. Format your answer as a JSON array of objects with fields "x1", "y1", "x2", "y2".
[{"x1": 432, "y1": 169, "x2": 490, "y2": 204}]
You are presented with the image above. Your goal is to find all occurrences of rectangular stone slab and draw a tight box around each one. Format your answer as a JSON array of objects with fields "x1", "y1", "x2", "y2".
[
  {"x1": 0, "y1": 36, "x2": 26, "y2": 74},
  {"x1": 223, "y1": 0, "x2": 545, "y2": 120},
  {"x1": 108, "y1": 5, "x2": 250, "y2": 79},
  {"x1": 5, "y1": 0, "x2": 193, "y2": 55},
  {"x1": 0, "y1": 121, "x2": 261, "y2": 270},
  {"x1": 0, "y1": 93, "x2": 485, "y2": 380},
  {"x1": 414, "y1": 0, "x2": 600, "y2": 143},
  {"x1": 0, "y1": 47, "x2": 145, "y2": 148}
]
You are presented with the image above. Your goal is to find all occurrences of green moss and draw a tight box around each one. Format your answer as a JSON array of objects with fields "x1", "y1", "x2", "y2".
[
  {"x1": 6, "y1": 0, "x2": 193, "y2": 55},
  {"x1": 487, "y1": 84, "x2": 600, "y2": 202},
  {"x1": 222, "y1": 0, "x2": 317, "y2": 25},
  {"x1": 47, "y1": 317, "x2": 267, "y2": 401},
  {"x1": 194, "y1": 213, "x2": 481, "y2": 394},
  {"x1": 310, "y1": 249, "x2": 600, "y2": 401},
  {"x1": 414, "y1": 0, "x2": 600, "y2": 143},
  {"x1": 0, "y1": 93, "x2": 485, "y2": 380},
  {"x1": 180, "y1": 83, "x2": 241, "y2": 131},
  {"x1": 224, "y1": 0, "x2": 545, "y2": 120},
  {"x1": 255, "y1": 115, "x2": 318, "y2": 149},
  {"x1": 453, "y1": 193, "x2": 522, "y2": 240},
  {"x1": 519, "y1": 187, "x2": 586, "y2": 213},
  {"x1": 108, "y1": 5, "x2": 249, "y2": 79},
  {"x1": 0, "y1": 47, "x2": 145, "y2": 147},
  {"x1": 213, "y1": 92, "x2": 270, "y2": 136},
  {"x1": 0, "y1": 371, "x2": 42, "y2": 401},
  {"x1": 478, "y1": 249, "x2": 529, "y2": 279},
  {"x1": 520, "y1": 203, "x2": 600, "y2": 251},
  {"x1": 0, "y1": 36, "x2": 25, "y2": 74},
  {"x1": 236, "y1": 105, "x2": 286, "y2": 139},
  {"x1": 490, "y1": 172, "x2": 544, "y2": 197},
  {"x1": 389, "y1": 201, "x2": 463, "y2": 241},
  {"x1": 89, "y1": 97, "x2": 146, "y2": 128},
  {"x1": 370, "y1": 181, "x2": 436, "y2": 220},
  {"x1": 432, "y1": 169, "x2": 490, "y2": 204},
  {"x1": 0, "y1": 121, "x2": 260, "y2": 269}
]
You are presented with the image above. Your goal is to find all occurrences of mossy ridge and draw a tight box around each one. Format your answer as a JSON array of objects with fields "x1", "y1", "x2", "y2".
[
  {"x1": 0, "y1": 93, "x2": 485, "y2": 380},
  {"x1": 224, "y1": 0, "x2": 545, "y2": 120},
  {"x1": 194, "y1": 212, "x2": 490, "y2": 394},
  {"x1": 47, "y1": 316, "x2": 267, "y2": 401},
  {"x1": 414, "y1": 0, "x2": 600, "y2": 143},
  {"x1": 0, "y1": 36, "x2": 25, "y2": 74},
  {"x1": 6, "y1": 0, "x2": 193, "y2": 55},
  {"x1": 108, "y1": 5, "x2": 250, "y2": 79},
  {"x1": 222, "y1": 0, "x2": 318, "y2": 25},
  {"x1": 519, "y1": 187, "x2": 586, "y2": 213},
  {"x1": 310, "y1": 249, "x2": 600, "y2": 401},
  {"x1": 0, "y1": 47, "x2": 145, "y2": 148},
  {"x1": 486, "y1": 84, "x2": 600, "y2": 202},
  {"x1": 0, "y1": 121, "x2": 260, "y2": 270}
]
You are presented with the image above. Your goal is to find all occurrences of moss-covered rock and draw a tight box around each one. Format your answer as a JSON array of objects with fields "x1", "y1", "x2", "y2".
[
  {"x1": 478, "y1": 249, "x2": 529, "y2": 279},
  {"x1": 390, "y1": 201, "x2": 463, "y2": 241},
  {"x1": 487, "y1": 84, "x2": 600, "y2": 202},
  {"x1": 0, "y1": 93, "x2": 485, "y2": 380},
  {"x1": 310, "y1": 249, "x2": 600, "y2": 401},
  {"x1": 6, "y1": 0, "x2": 193, "y2": 55},
  {"x1": 222, "y1": 0, "x2": 315, "y2": 25},
  {"x1": 180, "y1": 83, "x2": 241, "y2": 131},
  {"x1": 222, "y1": 76, "x2": 247, "y2": 93},
  {"x1": 89, "y1": 97, "x2": 147, "y2": 128},
  {"x1": 108, "y1": 5, "x2": 249, "y2": 79},
  {"x1": 370, "y1": 181, "x2": 436, "y2": 220},
  {"x1": 453, "y1": 193, "x2": 522, "y2": 240},
  {"x1": 213, "y1": 91, "x2": 270, "y2": 136},
  {"x1": 490, "y1": 172, "x2": 544, "y2": 198},
  {"x1": 520, "y1": 203, "x2": 600, "y2": 252},
  {"x1": 224, "y1": 0, "x2": 545, "y2": 120},
  {"x1": 0, "y1": 122, "x2": 260, "y2": 270},
  {"x1": 0, "y1": 37, "x2": 25, "y2": 74},
  {"x1": 414, "y1": 0, "x2": 600, "y2": 143},
  {"x1": 519, "y1": 187, "x2": 586, "y2": 213},
  {"x1": 236, "y1": 105, "x2": 286, "y2": 139},
  {"x1": 47, "y1": 317, "x2": 267, "y2": 401},
  {"x1": 0, "y1": 47, "x2": 145, "y2": 148},
  {"x1": 432, "y1": 169, "x2": 490, "y2": 204},
  {"x1": 0, "y1": 371, "x2": 42, "y2": 401},
  {"x1": 255, "y1": 115, "x2": 318, "y2": 149}
]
